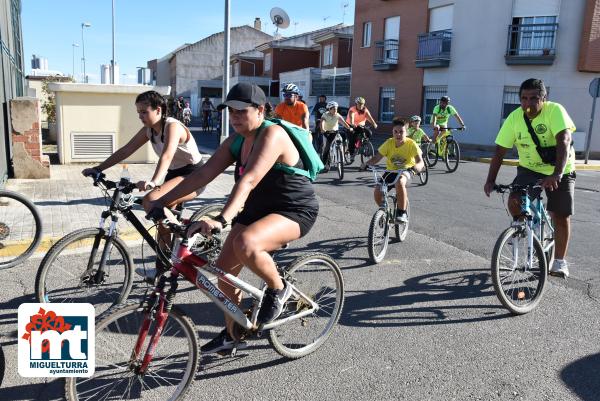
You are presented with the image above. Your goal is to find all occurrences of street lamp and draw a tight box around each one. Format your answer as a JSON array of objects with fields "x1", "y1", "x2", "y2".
[
  {"x1": 81, "y1": 22, "x2": 92, "y2": 83},
  {"x1": 71, "y1": 43, "x2": 79, "y2": 79}
]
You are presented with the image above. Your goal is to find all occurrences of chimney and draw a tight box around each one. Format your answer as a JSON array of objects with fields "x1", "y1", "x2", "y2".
[{"x1": 254, "y1": 17, "x2": 261, "y2": 31}]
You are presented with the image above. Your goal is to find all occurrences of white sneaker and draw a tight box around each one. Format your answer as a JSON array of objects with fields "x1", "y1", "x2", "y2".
[{"x1": 550, "y1": 259, "x2": 569, "y2": 278}]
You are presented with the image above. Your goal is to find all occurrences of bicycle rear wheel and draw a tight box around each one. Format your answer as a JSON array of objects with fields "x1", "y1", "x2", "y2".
[
  {"x1": 269, "y1": 253, "x2": 344, "y2": 359},
  {"x1": 418, "y1": 163, "x2": 429, "y2": 185},
  {"x1": 491, "y1": 227, "x2": 547, "y2": 315},
  {"x1": 426, "y1": 142, "x2": 438, "y2": 167},
  {"x1": 360, "y1": 140, "x2": 375, "y2": 165},
  {"x1": 444, "y1": 140, "x2": 460, "y2": 172},
  {"x1": 65, "y1": 301, "x2": 199, "y2": 400},
  {"x1": 35, "y1": 228, "x2": 133, "y2": 315},
  {"x1": 0, "y1": 190, "x2": 43, "y2": 270},
  {"x1": 367, "y1": 208, "x2": 390, "y2": 263}
]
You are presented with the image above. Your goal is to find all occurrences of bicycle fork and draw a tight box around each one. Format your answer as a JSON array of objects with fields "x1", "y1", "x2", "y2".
[{"x1": 84, "y1": 211, "x2": 117, "y2": 285}]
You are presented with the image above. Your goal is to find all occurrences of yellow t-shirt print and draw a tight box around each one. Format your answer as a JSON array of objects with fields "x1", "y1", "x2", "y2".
[{"x1": 378, "y1": 137, "x2": 421, "y2": 171}]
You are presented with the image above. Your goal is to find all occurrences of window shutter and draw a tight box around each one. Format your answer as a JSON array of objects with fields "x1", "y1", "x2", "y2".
[
  {"x1": 512, "y1": 0, "x2": 561, "y2": 17},
  {"x1": 429, "y1": 5, "x2": 454, "y2": 32}
]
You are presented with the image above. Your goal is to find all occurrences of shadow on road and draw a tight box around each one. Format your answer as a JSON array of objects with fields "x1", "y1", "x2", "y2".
[{"x1": 561, "y1": 352, "x2": 600, "y2": 401}]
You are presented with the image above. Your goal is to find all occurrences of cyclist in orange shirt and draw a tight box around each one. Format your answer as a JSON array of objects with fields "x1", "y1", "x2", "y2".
[
  {"x1": 346, "y1": 96, "x2": 378, "y2": 159},
  {"x1": 275, "y1": 83, "x2": 310, "y2": 130}
]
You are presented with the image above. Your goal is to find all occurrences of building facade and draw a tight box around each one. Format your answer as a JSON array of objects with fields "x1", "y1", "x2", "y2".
[{"x1": 0, "y1": 0, "x2": 25, "y2": 184}]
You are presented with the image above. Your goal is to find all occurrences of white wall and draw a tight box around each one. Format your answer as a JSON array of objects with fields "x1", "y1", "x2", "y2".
[{"x1": 423, "y1": 0, "x2": 599, "y2": 152}]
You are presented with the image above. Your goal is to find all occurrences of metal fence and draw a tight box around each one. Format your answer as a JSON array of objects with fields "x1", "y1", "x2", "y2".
[
  {"x1": 310, "y1": 69, "x2": 351, "y2": 97},
  {"x1": 506, "y1": 23, "x2": 558, "y2": 56},
  {"x1": 416, "y1": 30, "x2": 452, "y2": 60}
]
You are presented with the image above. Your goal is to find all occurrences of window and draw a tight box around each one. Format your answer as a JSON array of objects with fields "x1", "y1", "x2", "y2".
[
  {"x1": 379, "y1": 87, "x2": 396, "y2": 123},
  {"x1": 362, "y1": 21, "x2": 372, "y2": 47},
  {"x1": 509, "y1": 15, "x2": 557, "y2": 56},
  {"x1": 264, "y1": 53, "x2": 272, "y2": 71},
  {"x1": 422, "y1": 86, "x2": 448, "y2": 123},
  {"x1": 323, "y1": 44, "x2": 333, "y2": 66}
]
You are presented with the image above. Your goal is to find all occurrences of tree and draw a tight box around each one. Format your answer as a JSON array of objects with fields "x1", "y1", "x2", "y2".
[{"x1": 41, "y1": 76, "x2": 73, "y2": 123}]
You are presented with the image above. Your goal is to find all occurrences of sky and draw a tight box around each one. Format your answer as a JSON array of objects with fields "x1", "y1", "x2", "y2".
[{"x1": 22, "y1": 0, "x2": 355, "y2": 84}]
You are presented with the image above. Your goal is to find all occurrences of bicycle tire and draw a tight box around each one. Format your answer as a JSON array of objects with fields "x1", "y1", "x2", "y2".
[
  {"x1": 491, "y1": 227, "x2": 547, "y2": 315},
  {"x1": 395, "y1": 198, "x2": 409, "y2": 242},
  {"x1": 35, "y1": 228, "x2": 133, "y2": 315},
  {"x1": 0, "y1": 344, "x2": 4, "y2": 388},
  {"x1": 0, "y1": 190, "x2": 43, "y2": 270},
  {"x1": 269, "y1": 252, "x2": 344, "y2": 359},
  {"x1": 65, "y1": 300, "x2": 199, "y2": 400},
  {"x1": 367, "y1": 208, "x2": 390, "y2": 263},
  {"x1": 418, "y1": 163, "x2": 429, "y2": 186},
  {"x1": 360, "y1": 140, "x2": 375, "y2": 165},
  {"x1": 189, "y1": 203, "x2": 230, "y2": 260},
  {"x1": 336, "y1": 145, "x2": 344, "y2": 180},
  {"x1": 426, "y1": 142, "x2": 438, "y2": 167},
  {"x1": 444, "y1": 140, "x2": 460, "y2": 173}
]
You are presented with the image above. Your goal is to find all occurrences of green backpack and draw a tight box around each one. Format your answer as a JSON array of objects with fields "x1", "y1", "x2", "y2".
[{"x1": 229, "y1": 118, "x2": 324, "y2": 182}]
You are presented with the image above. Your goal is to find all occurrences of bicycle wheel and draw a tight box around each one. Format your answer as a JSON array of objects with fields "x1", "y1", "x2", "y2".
[
  {"x1": 444, "y1": 140, "x2": 460, "y2": 173},
  {"x1": 189, "y1": 204, "x2": 230, "y2": 260},
  {"x1": 418, "y1": 163, "x2": 429, "y2": 186},
  {"x1": 0, "y1": 344, "x2": 4, "y2": 388},
  {"x1": 360, "y1": 140, "x2": 375, "y2": 165},
  {"x1": 491, "y1": 227, "x2": 547, "y2": 315},
  {"x1": 343, "y1": 140, "x2": 354, "y2": 165},
  {"x1": 65, "y1": 300, "x2": 199, "y2": 400},
  {"x1": 394, "y1": 198, "x2": 409, "y2": 242},
  {"x1": 426, "y1": 142, "x2": 438, "y2": 167},
  {"x1": 367, "y1": 208, "x2": 390, "y2": 263},
  {"x1": 269, "y1": 253, "x2": 344, "y2": 359},
  {"x1": 336, "y1": 146, "x2": 344, "y2": 180},
  {"x1": 35, "y1": 228, "x2": 133, "y2": 315},
  {"x1": 0, "y1": 190, "x2": 43, "y2": 270}
]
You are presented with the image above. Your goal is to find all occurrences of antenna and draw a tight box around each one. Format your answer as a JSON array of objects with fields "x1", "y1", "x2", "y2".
[
  {"x1": 293, "y1": 21, "x2": 299, "y2": 35},
  {"x1": 270, "y1": 7, "x2": 290, "y2": 36},
  {"x1": 323, "y1": 16, "x2": 331, "y2": 27},
  {"x1": 341, "y1": 1, "x2": 349, "y2": 24}
]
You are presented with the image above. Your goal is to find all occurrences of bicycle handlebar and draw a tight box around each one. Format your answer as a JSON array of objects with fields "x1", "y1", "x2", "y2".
[
  {"x1": 86, "y1": 171, "x2": 137, "y2": 193},
  {"x1": 493, "y1": 182, "x2": 543, "y2": 193}
]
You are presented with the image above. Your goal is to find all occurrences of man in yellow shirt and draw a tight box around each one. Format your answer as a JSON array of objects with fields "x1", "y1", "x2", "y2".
[
  {"x1": 484, "y1": 78, "x2": 576, "y2": 277},
  {"x1": 361, "y1": 117, "x2": 424, "y2": 223}
]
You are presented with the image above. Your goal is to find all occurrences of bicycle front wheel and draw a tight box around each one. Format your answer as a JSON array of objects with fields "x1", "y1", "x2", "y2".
[
  {"x1": 269, "y1": 253, "x2": 344, "y2": 359},
  {"x1": 65, "y1": 301, "x2": 199, "y2": 400},
  {"x1": 0, "y1": 190, "x2": 43, "y2": 270},
  {"x1": 444, "y1": 140, "x2": 460, "y2": 172},
  {"x1": 368, "y1": 208, "x2": 390, "y2": 263},
  {"x1": 336, "y1": 146, "x2": 344, "y2": 180},
  {"x1": 360, "y1": 140, "x2": 375, "y2": 165},
  {"x1": 35, "y1": 228, "x2": 133, "y2": 315},
  {"x1": 418, "y1": 163, "x2": 429, "y2": 186},
  {"x1": 491, "y1": 227, "x2": 547, "y2": 315},
  {"x1": 426, "y1": 142, "x2": 438, "y2": 167}
]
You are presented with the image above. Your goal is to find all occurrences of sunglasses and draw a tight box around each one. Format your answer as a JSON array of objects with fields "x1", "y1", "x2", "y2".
[{"x1": 283, "y1": 93, "x2": 295, "y2": 98}]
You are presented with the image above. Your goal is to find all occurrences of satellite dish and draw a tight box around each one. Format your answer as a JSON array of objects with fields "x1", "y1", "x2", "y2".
[{"x1": 270, "y1": 7, "x2": 290, "y2": 34}]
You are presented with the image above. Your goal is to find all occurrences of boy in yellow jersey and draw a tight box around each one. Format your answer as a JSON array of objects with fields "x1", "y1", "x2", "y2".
[{"x1": 361, "y1": 117, "x2": 424, "y2": 223}]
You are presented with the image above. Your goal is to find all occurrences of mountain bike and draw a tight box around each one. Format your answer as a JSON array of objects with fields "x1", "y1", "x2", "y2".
[
  {"x1": 64, "y1": 213, "x2": 344, "y2": 400},
  {"x1": 324, "y1": 130, "x2": 345, "y2": 180},
  {"x1": 491, "y1": 183, "x2": 555, "y2": 315},
  {"x1": 35, "y1": 172, "x2": 227, "y2": 315},
  {"x1": 366, "y1": 166, "x2": 410, "y2": 263},
  {"x1": 0, "y1": 189, "x2": 43, "y2": 270},
  {"x1": 425, "y1": 127, "x2": 464, "y2": 173}
]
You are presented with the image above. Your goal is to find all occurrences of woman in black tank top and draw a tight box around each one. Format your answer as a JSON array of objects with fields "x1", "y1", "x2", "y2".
[{"x1": 151, "y1": 83, "x2": 319, "y2": 353}]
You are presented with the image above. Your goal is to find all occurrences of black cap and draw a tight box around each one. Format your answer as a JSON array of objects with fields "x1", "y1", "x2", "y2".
[{"x1": 217, "y1": 82, "x2": 267, "y2": 111}]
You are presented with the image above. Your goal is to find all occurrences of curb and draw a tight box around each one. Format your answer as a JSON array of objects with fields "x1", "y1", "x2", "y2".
[{"x1": 463, "y1": 156, "x2": 600, "y2": 171}]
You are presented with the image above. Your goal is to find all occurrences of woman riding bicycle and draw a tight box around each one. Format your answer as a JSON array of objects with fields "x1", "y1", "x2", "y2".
[
  {"x1": 360, "y1": 117, "x2": 424, "y2": 223},
  {"x1": 150, "y1": 82, "x2": 319, "y2": 354},
  {"x1": 346, "y1": 96, "x2": 378, "y2": 161},
  {"x1": 81, "y1": 90, "x2": 204, "y2": 276},
  {"x1": 319, "y1": 101, "x2": 353, "y2": 170}
]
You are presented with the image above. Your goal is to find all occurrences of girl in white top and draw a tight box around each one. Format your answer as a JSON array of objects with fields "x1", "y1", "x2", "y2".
[
  {"x1": 82, "y1": 90, "x2": 204, "y2": 215},
  {"x1": 320, "y1": 101, "x2": 353, "y2": 165}
]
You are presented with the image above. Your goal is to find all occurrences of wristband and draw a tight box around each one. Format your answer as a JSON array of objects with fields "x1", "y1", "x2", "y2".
[
  {"x1": 214, "y1": 214, "x2": 229, "y2": 228},
  {"x1": 145, "y1": 181, "x2": 156, "y2": 190}
]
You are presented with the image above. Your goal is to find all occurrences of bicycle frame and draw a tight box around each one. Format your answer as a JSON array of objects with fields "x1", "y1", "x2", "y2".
[
  {"x1": 328, "y1": 131, "x2": 344, "y2": 165},
  {"x1": 369, "y1": 166, "x2": 408, "y2": 210},
  {"x1": 135, "y1": 234, "x2": 319, "y2": 373}
]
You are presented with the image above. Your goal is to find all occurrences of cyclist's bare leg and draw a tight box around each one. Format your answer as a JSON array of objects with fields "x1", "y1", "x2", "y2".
[
  {"x1": 550, "y1": 212, "x2": 570, "y2": 259},
  {"x1": 394, "y1": 175, "x2": 409, "y2": 210}
]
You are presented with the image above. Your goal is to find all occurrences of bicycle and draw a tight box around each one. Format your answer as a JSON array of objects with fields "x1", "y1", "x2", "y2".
[
  {"x1": 34, "y1": 172, "x2": 227, "y2": 315},
  {"x1": 0, "y1": 189, "x2": 43, "y2": 270},
  {"x1": 366, "y1": 166, "x2": 410, "y2": 263},
  {"x1": 64, "y1": 212, "x2": 344, "y2": 400},
  {"x1": 425, "y1": 127, "x2": 464, "y2": 173},
  {"x1": 323, "y1": 130, "x2": 346, "y2": 180},
  {"x1": 491, "y1": 183, "x2": 556, "y2": 315}
]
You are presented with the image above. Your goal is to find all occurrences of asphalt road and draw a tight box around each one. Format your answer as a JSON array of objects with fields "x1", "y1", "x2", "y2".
[{"x1": 1, "y1": 160, "x2": 599, "y2": 400}]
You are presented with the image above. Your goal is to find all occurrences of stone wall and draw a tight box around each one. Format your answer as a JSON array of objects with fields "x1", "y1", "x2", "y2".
[{"x1": 10, "y1": 97, "x2": 50, "y2": 178}]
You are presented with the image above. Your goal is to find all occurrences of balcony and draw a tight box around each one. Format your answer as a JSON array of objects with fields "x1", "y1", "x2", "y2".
[
  {"x1": 415, "y1": 30, "x2": 452, "y2": 68},
  {"x1": 505, "y1": 23, "x2": 558, "y2": 65},
  {"x1": 373, "y1": 39, "x2": 399, "y2": 71}
]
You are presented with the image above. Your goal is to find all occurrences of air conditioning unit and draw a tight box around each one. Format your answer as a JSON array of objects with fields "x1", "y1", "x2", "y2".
[{"x1": 70, "y1": 132, "x2": 116, "y2": 161}]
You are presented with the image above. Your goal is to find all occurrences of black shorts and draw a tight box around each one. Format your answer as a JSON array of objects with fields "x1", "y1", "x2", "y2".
[
  {"x1": 379, "y1": 171, "x2": 411, "y2": 191},
  {"x1": 234, "y1": 205, "x2": 319, "y2": 237},
  {"x1": 164, "y1": 162, "x2": 202, "y2": 182},
  {"x1": 512, "y1": 166, "x2": 576, "y2": 216}
]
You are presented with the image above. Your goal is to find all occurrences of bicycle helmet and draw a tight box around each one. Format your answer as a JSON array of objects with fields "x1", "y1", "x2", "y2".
[
  {"x1": 282, "y1": 83, "x2": 300, "y2": 94},
  {"x1": 440, "y1": 95, "x2": 450, "y2": 102},
  {"x1": 410, "y1": 115, "x2": 421, "y2": 122},
  {"x1": 355, "y1": 96, "x2": 366, "y2": 104},
  {"x1": 326, "y1": 101, "x2": 338, "y2": 109}
]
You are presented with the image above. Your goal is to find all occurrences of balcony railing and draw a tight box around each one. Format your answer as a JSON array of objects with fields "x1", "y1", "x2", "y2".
[
  {"x1": 505, "y1": 23, "x2": 558, "y2": 65},
  {"x1": 373, "y1": 39, "x2": 399, "y2": 71},
  {"x1": 415, "y1": 30, "x2": 452, "y2": 68}
]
